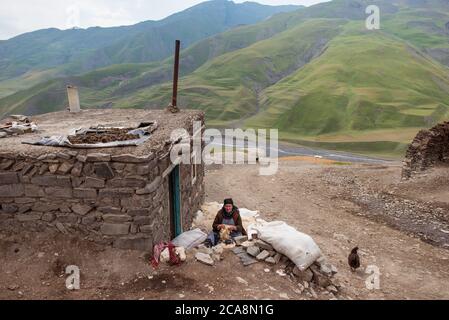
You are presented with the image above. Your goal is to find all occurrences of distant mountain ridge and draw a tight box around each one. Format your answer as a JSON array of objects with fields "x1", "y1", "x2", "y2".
[
  {"x1": 0, "y1": 0, "x2": 301, "y2": 97},
  {"x1": 2, "y1": 0, "x2": 449, "y2": 157}
]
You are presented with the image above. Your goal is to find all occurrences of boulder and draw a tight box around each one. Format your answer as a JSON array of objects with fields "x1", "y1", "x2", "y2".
[
  {"x1": 86, "y1": 153, "x2": 111, "y2": 162},
  {"x1": 212, "y1": 244, "x2": 224, "y2": 255},
  {"x1": 273, "y1": 253, "x2": 282, "y2": 264},
  {"x1": 195, "y1": 252, "x2": 214, "y2": 266},
  {"x1": 112, "y1": 154, "x2": 153, "y2": 163},
  {"x1": 94, "y1": 163, "x2": 114, "y2": 179},
  {"x1": 84, "y1": 177, "x2": 105, "y2": 188},
  {"x1": 256, "y1": 250, "x2": 271, "y2": 261},
  {"x1": 72, "y1": 204, "x2": 93, "y2": 216},
  {"x1": 255, "y1": 240, "x2": 273, "y2": 251},
  {"x1": 100, "y1": 223, "x2": 130, "y2": 236},
  {"x1": 293, "y1": 267, "x2": 314, "y2": 282},
  {"x1": 241, "y1": 241, "x2": 255, "y2": 248},
  {"x1": 247, "y1": 246, "x2": 261, "y2": 257},
  {"x1": 310, "y1": 265, "x2": 333, "y2": 288},
  {"x1": 55, "y1": 222, "x2": 68, "y2": 234},
  {"x1": 234, "y1": 236, "x2": 248, "y2": 246},
  {"x1": 0, "y1": 172, "x2": 19, "y2": 185},
  {"x1": 103, "y1": 214, "x2": 132, "y2": 223},
  {"x1": 17, "y1": 212, "x2": 42, "y2": 222},
  {"x1": 326, "y1": 285, "x2": 339, "y2": 294},
  {"x1": 136, "y1": 176, "x2": 162, "y2": 195},
  {"x1": 197, "y1": 245, "x2": 213, "y2": 256},
  {"x1": 265, "y1": 257, "x2": 276, "y2": 265}
]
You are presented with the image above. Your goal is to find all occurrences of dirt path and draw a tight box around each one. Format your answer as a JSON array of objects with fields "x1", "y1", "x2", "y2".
[
  {"x1": 1, "y1": 159, "x2": 448, "y2": 300},
  {"x1": 205, "y1": 160, "x2": 449, "y2": 300}
]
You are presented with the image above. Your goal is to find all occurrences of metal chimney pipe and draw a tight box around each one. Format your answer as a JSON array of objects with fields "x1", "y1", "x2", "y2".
[{"x1": 172, "y1": 40, "x2": 181, "y2": 108}]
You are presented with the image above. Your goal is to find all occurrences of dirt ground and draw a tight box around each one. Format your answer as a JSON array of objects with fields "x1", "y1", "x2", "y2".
[
  {"x1": 67, "y1": 128, "x2": 139, "y2": 144},
  {"x1": 1, "y1": 159, "x2": 448, "y2": 300}
]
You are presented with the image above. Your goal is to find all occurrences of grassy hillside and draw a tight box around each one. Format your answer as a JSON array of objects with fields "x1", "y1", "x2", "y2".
[
  {"x1": 112, "y1": 19, "x2": 347, "y2": 123},
  {"x1": 0, "y1": 0, "x2": 300, "y2": 97},
  {"x1": 247, "y1": 25, "x2": 449, "y2": 133},
  {"x1": 2, "y1": 0, "x2": 449, "y2": 157},
  {"x1": 241, "y1": 23, "x2": 449, "y2": 156},
  {"x1": 0, "y1": 4, "x2": 326, "y2": 116}
]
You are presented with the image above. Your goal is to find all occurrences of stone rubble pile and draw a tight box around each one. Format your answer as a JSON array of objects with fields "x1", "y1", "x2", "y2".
[
  {"x1": 0, "y1": 115, "x2": 38, "y2": 138},
  {"x1": 402, "y1": 121, "x2": 449, "y2": 179},
  {"x1": 192, "y1": 234, "x2": 340, "y2": 292}
]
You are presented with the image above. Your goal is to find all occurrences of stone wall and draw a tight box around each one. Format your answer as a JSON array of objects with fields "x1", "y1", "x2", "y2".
[
  {"x1": 0, "y1": 145, "x2": 205, "y2": 251},
  {"x1": 402, "y1": 121, "x2": 449, "y2": 179}
]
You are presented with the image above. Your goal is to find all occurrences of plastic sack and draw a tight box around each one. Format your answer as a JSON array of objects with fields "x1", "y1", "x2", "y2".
[
  {"x1": 171, "y1": 228, "x2": 208, "y2": 250},
  {"x1": 24, "y1": 135, "x2": 69, "y2": 147},
  {"x1": 252, "y1": 221, "x2": 322, "y2": 271},
  {"x1": 246, "y1": 218, "x2": 268, "y2": 240},
  {"x1": 239, "y1": 208, "x2": 260, "y2": 219},
  {"x1": 192, "y1": 210, "x2": 205, "y2": 228}
]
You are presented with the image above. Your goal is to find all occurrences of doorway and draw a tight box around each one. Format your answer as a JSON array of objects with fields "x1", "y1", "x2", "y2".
[{"x1": 169, "y1": 165, "x2": 182, "y2": 239}]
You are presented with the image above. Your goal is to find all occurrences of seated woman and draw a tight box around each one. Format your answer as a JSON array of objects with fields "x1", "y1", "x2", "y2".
[{"x1": 205, "y1": 198, "x2": 247, "y2": 247}]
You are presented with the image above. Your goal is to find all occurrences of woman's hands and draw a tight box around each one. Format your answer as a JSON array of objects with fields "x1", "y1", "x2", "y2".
[{"x1": 218, "y1": 224, "x2": 237, "y2": 231}]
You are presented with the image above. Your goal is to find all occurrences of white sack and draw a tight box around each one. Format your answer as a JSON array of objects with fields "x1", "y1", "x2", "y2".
[
  {"x1": 172, "y1": 228, "x2": 208, "y2": 250},
  {"x1": 239, "y1": 208, "x2": 260, "y2": 219},
  {"x1": 253, "y1": 221, "x2": 322, "y2": 271},
  {"x1": 246, "y1": 219, "x2": 268, "y2": 240}
]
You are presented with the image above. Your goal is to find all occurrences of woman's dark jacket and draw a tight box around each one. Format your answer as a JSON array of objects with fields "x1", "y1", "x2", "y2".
[{"x1": 212, "y1": 206, "x2": 247, "y2": 235}]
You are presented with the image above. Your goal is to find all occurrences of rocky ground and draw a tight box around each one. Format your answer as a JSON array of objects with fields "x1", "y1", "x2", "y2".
[{"x1": 1, "y1": 158, "x2": 448, "y2": 300}]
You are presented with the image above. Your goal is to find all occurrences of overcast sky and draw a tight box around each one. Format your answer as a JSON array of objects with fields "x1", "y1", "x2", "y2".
[{"x1": 0, "y1": 0, "x2": 328, "y2": 40}]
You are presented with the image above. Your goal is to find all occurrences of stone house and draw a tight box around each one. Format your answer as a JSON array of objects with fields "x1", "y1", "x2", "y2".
[{"x1": 0, "y1": 109, "x2": 205, "y2": 251}]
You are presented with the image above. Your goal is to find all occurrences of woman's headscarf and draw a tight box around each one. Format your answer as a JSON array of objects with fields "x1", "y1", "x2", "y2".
[{"x1": 223, "y1": 198, "x2": 237, "y2": 219}]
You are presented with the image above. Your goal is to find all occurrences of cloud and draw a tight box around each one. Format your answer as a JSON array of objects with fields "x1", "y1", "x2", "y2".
[{"x1": 0, "y1": 0, "x2": 327, "y2": 40}]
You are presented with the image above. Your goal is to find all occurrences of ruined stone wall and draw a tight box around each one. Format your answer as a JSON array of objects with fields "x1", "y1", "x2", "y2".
[
  {"x1": 0, "y1": 147, "x2": 205, "y2": 251},
  {"x1": 402, "y1": 121, "x2": 449, "y2": 179}
]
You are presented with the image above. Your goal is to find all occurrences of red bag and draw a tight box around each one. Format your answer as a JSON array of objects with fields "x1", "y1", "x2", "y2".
[{"x1": 151, "y1": 242, "x2": 181, "y2": 268}]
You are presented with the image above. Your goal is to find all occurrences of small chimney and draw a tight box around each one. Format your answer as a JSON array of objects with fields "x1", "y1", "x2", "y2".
[
  {"x1": 167, "y1": 40, "x2": 181, "y2": 114},
  {"x1": 67, "y1": 85, "x2": 81, "y2": 113}
]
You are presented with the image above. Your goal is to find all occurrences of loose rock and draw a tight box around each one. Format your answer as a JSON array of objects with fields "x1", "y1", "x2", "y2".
[
  {"x1": 256, "y1": 250, "x2": 271, "y2": 261},
  {"x1": 293, "y1": 267, "x2": 314, "y2": 282},
  {"x1": 255, "y1": 240, "x2": 273, "y2": 251},
  {"x1": 195, "y1": 252, "x2": 214, "y2": 266},
  {"x1": 265, "y1": 257, "x2": 276, "y2": 265},
  {"x1": 247, "y1": 246, "x2": 261, "y2": 257}
]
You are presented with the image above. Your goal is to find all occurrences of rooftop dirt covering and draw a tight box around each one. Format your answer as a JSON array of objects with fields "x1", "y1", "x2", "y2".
[
  {"x1": 67, "y1": 128, "x2": 139, "y2": 145},
  {"x1": 0, "y1": 109, "x2": 203, "y2": 157}
]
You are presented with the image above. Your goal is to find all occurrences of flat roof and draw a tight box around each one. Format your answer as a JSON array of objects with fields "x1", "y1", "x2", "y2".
[{"x1": 0, "y1": 109, "x2": 203, "y2": 157}]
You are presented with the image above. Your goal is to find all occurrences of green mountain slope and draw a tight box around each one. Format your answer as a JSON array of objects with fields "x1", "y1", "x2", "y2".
[
  {"x1": 2, "y1": 0, "x2": 449, "y2": 157},
  {"x1": 113, "y1": 19, "x2": 347, "y2": 122},
  {"x1": 0, "y1": 0, "x2": 300, "y2": 97},
  {"x1": 247, "y1": 25, "x2": 449, "y2": 134}
]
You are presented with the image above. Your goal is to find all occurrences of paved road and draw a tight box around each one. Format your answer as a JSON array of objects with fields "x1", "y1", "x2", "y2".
[
  {"x1": 276, "y1": 142, "x2": 391, "y2": 163},
  {"x1": 208, "y1": 138, "x2": 392, "y2": 164}
]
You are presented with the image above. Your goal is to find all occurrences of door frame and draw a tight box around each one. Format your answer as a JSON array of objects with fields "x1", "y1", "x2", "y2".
[{"x1": 169, "y1": 164, "x2": 182, "y2": 239}]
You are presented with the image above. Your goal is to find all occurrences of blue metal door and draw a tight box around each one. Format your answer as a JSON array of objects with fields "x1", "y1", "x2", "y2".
[{"x1": 169, "y1": 165, "x2": 182, "y2": 238}]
